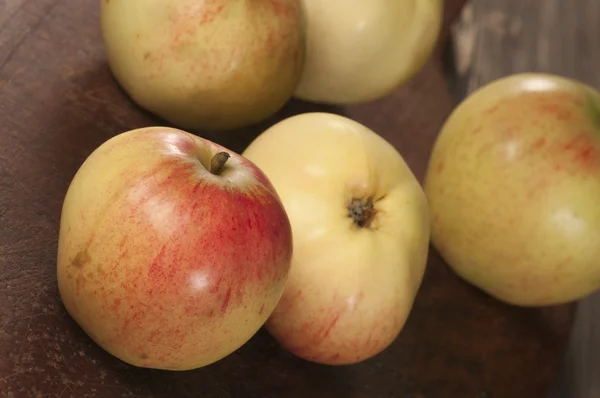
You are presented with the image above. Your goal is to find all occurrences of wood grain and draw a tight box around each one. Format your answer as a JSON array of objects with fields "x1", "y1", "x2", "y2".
[
  {"x1": 0, "y1": 0, "x2": 575, "y2": 397},
  {"x1": 449, "y1": 1, "x2": 600, "y2": 397}
]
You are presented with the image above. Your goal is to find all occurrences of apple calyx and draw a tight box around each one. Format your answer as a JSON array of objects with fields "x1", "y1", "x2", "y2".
[
  {"x1": 210, "y1": 152, "x2": 231, "y2": 175},
  {"x1": 349, "y1": 197, "x2": 376, "y2": 229}
]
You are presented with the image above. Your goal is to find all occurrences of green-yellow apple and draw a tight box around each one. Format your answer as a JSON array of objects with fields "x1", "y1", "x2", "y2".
[
  {"x1": 293, "y1": 0, "x2": 443, "y2": 104},
  {"x1": 100, "y1": 0, "x2": 306, "y2": 131},
  {"x1": 242, "y1": 113, "x2": 430, "y2": 365},
  {"x1": 424, "y1": 73, "x2": 600, "y2": 307},
  {"x1": 56, "y1": 126, "x2": 293, "y2": 370}
]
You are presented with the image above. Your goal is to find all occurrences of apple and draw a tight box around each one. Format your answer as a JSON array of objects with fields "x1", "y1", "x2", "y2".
[
  {"x1": 242, "y1": 113, "x2": 430, "y2": 365},
  {"x1": 424, "y1": 73, "x2": 600, "y2": 307},
  {"x1": 56, "y1": 126, "x2": 293, "y2": 370},
  {"x1": 100, "y1": 0, "x2": 306, "y2": 131},
  {"x1": 293, "y1": 0, "x2": 443, "y2": 104}
]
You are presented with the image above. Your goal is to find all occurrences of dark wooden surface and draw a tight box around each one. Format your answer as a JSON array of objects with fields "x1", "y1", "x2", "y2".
[
  {"x1": 0, "y1": 0, "x2": 575, "y2": 397},
  {"x1": 448, "y1": 2, "x2": 600, "y2": 397}
]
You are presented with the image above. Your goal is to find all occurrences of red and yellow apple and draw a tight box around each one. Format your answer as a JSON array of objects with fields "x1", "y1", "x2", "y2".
[
  {"x1": 242, "y1": 112, "x2": 430, "y2": 365},
  {"x1": 56, "y1": 127, "x2": 293, "y2": 370},
  {"x1": 293, "y1": 0, "x2": 443, "y2": 104},
  {"x1": 424, "y1": 73, "x2": 600, "y2": 307},
  {"x1": 100, "y1": 0, "x2": 306, "y2": 131}
]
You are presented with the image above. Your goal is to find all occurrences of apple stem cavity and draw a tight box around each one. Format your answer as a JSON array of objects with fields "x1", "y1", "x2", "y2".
[
  {"x1": 349, "y1": 197, "x2": 376, "y2": 229},
  {"x1": 210, "y1": 152, "x2": 231, "y2": 176}
]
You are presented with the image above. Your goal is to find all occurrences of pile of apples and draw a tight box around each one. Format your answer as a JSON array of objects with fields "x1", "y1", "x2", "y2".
[{"x1": 56, "y1": 0, "x2": 600, "y2": 373}]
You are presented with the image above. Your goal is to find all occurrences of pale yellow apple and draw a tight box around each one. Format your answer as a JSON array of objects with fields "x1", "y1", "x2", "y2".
[
  {"x1": 293, "y1": 0, "x2": 443, "y2": 104},
  {"x1": 100, "y1": 0, "x2": 306, "y2": 131},
  {"x1": 424, "y1": 73, "x2": 600, "y2": 307},
  {"x1": 242, "y1": 112, "x2": 430, "y2": 365}
]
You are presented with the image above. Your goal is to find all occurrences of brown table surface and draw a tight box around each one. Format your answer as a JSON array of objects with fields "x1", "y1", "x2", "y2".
[{"x1": 0, "y1": 1, "x2": 575, "y2": 397}]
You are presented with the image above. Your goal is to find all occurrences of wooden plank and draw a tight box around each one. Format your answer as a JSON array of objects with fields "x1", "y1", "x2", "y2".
[{"x1": 449, "y1": 1, "x2": 600, "y2": 397}]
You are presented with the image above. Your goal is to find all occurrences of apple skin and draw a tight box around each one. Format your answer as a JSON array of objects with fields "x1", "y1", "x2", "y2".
[
  {"x1": 424, "y1": 73, "x2": 600, "y2": 307},
  {"x1": 293, "y1": 0, "x2": 443, "y2": 104},
  {"x1": 100, "y1": 0, "x2": 306, "y2": 131},
  {"x1": 56, "y1": 127, "x2": 293, "y2": 370},
  {"x1": 242, "y1": 113, "x2": 430, "y2": 365}
]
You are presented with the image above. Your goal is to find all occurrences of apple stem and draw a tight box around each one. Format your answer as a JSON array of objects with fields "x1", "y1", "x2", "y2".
[
  {"x1": 210, "y1": 152, "x2": 230, "y2": 175},
  {"x1": 349, "y1": 197, "x2": 375, "y2": 229}
]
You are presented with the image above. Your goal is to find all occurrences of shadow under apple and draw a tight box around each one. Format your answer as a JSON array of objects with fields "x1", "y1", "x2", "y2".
[
  {"x1": 102, "y1": 62, "x2": 348, "y2": 155},
  {"x1": 192, "y1": 97, "x2": 347, "y2": 155}
]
